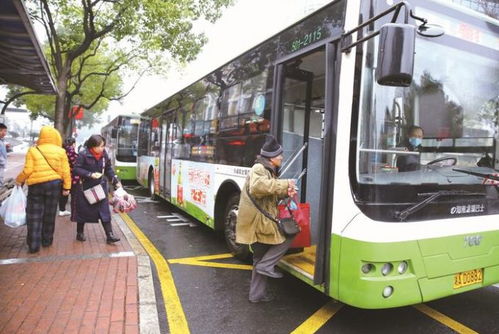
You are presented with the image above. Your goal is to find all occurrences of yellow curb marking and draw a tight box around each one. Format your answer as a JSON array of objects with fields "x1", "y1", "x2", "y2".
[
  {"x1": 169, "y1": 253, "x2": 252, "y2": 270},
  {"x1": 413, "y1": 304, "x2": 478, "y2": 334},
  {"x1": 170, "y1": 253, "x2": 234, "y2": 262},
  {"x1": 291, "y1": 300, "x2": 343, "y2": 333},
  {"x1": 120, "y1": 213, "x2": 190, "y2": 334}
]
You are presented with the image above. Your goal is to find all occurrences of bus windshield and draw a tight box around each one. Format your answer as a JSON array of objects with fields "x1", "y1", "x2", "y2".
[
  {"x1": 356, "y1": 7, "x2": 499, "y2": 187},
  {"x1": 117, "y1": 119, "x2": 138, "y2": 163}
]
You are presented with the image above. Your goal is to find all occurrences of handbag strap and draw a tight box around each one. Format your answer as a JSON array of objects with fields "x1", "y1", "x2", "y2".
[
  {"x1": 245, "y1": 182, "x2": 281, "y2": 223},
  {"x1": 36, "y1": 147, "x2": 59, "y2": 175}
]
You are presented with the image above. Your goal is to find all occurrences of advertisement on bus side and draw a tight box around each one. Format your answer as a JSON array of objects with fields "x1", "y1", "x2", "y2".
[{"x1": 171, "y1": 159, "x2": 215, "y2": 227}]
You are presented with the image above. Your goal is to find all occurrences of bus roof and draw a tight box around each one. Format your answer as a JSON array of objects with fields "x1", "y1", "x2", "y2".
[{"x1": 140, "y1": 0, "x2": 344, "y2": 118}]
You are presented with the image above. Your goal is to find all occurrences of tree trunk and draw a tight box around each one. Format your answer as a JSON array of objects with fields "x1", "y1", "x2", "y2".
[{"x1": 54, "y1": 64, "x2": 71, "y2": 135}]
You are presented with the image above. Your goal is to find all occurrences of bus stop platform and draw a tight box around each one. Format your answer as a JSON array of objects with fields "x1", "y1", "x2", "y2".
[{"x1": 0, "y1": 152, "x2": 160, "y2": 333}]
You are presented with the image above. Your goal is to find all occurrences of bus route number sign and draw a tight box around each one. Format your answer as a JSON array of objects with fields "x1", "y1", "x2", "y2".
[{"x1": 290, "y1": 27, "x2": 323, "y2": 52}]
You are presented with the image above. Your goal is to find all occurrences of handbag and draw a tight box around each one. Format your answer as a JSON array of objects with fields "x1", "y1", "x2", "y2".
[
  {"x1": 82, "y1": 157, "x2": 107, "y2": 205},
  {"x1": 83, "y1": 183, "x2": 106, "y2": 204},
  {"x1": 245, "y1": 184, "x2": 300, "y2": 237},
  {"x1": 278, "y1": 196, "x2": 311, "y2": 248}
]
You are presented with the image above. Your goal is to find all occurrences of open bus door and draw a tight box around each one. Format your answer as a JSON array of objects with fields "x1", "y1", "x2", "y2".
[
  {"x1": 159, "y1": 111, "x2": 176, "y2": 199},
  {"x1": 273, "y1": 45, "x2": 337, "y2": 288}
]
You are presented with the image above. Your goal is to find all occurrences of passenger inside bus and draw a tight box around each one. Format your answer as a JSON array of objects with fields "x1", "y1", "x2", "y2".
[{"x1": 396, "y1": 125, "x2": 424, "y2": 172}]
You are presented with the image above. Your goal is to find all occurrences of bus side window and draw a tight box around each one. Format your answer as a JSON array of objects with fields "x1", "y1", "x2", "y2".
[{"x1": 138, "y1": 119, "x2": 150, "y2": 157}]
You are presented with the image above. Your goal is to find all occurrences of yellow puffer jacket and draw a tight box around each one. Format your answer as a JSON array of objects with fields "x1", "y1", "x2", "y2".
[{"x1": 16, "y1": 126, "x2": 71, "y2": 190}]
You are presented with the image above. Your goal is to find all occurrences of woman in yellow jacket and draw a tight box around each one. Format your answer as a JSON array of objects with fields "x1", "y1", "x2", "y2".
[{"x1": 16, "y1": 126, "x2": 71, "y2": 253}]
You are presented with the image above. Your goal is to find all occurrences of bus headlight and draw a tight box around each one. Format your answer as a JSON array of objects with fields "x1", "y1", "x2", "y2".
[
  {"x1": 381, "y1": 263, "x2": 393, "y2": 276},
  {"x1": 361, "y1": 263, "x2": 374, "y2": 274},
  {"x1": 382, "y1": 286, "x2": 394, "y2": 298},
  {"x1": 398, "y1": 261, "x2": 408, "y2": 274}
]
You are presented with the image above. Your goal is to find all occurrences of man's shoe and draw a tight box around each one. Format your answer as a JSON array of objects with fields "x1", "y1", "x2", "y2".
[
  {"x1": 76, "y1": 233, "x2": 86, "y2": 242},
  {"x1": 249, "y1": 294, "x2": 275, "y2": 303},
  {"x1": 106, "y1": 233, "x2": 120, "y2": 244},
  {"x1": 28, "y1": 247, "x2": 39, "y2": 254},
  {"x1": 256, "y1": 267, "x2": 284, "y2": 279},
  {"x1": 59, "y1": 210, "x2": 71, "y2": 217}
]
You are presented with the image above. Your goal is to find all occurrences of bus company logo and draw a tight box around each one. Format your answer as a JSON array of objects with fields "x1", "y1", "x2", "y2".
[
  {"x1": 464, "y1": 235, "x2": 482, "y2": 247},
  {"x1": 450, "y1": 204, "x2": 485, "y2": 215},
  {"x1": 233, "y1": 168, "x2": 249, "y2": 176}
]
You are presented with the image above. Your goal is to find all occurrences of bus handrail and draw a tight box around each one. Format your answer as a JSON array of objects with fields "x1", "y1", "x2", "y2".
[
  {"x1": 280, "y1": 142, "x2": 308, "y2": 177},
  {"x1": 359, "y1": 147, "x2": 419, "y2": 155}
]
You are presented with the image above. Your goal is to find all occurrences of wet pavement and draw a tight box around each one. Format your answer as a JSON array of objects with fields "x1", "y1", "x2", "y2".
[{"x1": 125, "y1": 186, "x2": 499, "y2": 334}]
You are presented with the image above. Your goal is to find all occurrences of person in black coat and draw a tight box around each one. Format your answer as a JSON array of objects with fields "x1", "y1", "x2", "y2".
[
  {"x1": 396, "y1": 126, "x2": 424, "y2": 172},
  {"x1": 73, "y1": 134, "x2": 122, "y2": 243}
]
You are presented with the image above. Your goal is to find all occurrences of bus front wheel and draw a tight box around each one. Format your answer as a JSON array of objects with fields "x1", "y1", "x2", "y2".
[{"x1": 224, "y1": 193, "x2": 251, "y2": 263}]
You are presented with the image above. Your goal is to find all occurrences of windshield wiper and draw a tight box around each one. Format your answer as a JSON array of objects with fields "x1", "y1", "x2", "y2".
[
  {"x1": 394, "y1": 190, "x2": 486, "y2": 221},
  {"x1": 452, "y1": 168, "x2": 499, "y2": 182}
]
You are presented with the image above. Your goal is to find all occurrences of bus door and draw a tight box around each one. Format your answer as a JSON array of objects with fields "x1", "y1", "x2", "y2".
[
  {"x1": 159, "y1": 112, "x2": 176, "y2": 199},
  {"x1": 274, "y1": 46, "x2": 335, "y2": 286}
]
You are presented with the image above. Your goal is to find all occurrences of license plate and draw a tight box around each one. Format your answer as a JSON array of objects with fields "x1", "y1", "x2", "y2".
[{"x1": 453, "y1": 269, "x2": 483, "y2": 289}]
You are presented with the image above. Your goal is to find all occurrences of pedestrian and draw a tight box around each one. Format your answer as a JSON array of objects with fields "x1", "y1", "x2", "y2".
[
  {"x1": 15, "y1": 126, "x2": 71, "y2": 253},
  {"x1": 0, "y1": 123, "x2": 8, "y2": 187},
  {"x1": 58, "y1": 137, "x2": 80, "y2": 218},
  {"x1": 73, "y1": 134, "x2": 121, "y2": 243},
  {"x1": 236, "y1": 135, "x2": 297, "y2": 303}
]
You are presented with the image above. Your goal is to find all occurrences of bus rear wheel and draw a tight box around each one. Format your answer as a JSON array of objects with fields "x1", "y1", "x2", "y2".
[
  {"x1": 148, "y1": 170, "x2": 158, "y2": 200},
  {"x1": 224, "y1": 193, "x2": 251, "y2": 263}
]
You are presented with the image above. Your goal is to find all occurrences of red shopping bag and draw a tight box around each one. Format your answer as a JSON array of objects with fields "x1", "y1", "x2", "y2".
[{"x1": 278, "y1": 196, "x2": 311, "y2": 248}]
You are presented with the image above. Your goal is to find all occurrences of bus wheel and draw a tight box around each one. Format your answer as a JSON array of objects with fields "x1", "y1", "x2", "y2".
[
  {"x1": 224, "y1": 194, "x2": 251, "y2": 263},
  {"x1": 148, "y1": 171, "x2": 158, "y2": 200}
]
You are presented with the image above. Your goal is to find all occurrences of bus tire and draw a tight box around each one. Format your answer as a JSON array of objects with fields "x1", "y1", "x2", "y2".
[
  {"x1": 224, "y1": 193, "x2": 251, "y2": 263},
  {"x1": 148, "y1": 170, "x2": 159, "y2": 200}
]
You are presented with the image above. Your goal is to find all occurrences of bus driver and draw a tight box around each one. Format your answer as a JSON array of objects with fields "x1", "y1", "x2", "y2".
[{"x1": 396, "y1": 126, "x2": 424, "y2": 172}]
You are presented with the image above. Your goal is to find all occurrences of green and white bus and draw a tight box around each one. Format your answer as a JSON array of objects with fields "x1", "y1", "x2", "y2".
[
  {"x1": 136, "y1": 0, "x2": 499, "y2": 309},
  {"x1": 101, "y1": 114, "x2": 140, "y2": 181}
]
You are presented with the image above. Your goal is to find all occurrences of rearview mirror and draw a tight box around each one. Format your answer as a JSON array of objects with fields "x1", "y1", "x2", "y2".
[{"x1": 376, "y1": 23, "x2": 416, "y2": 87}]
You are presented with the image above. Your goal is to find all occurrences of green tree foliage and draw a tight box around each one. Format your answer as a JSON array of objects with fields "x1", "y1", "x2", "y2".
[{"x1": 12, "y1": 0, "x2": 232, "y2": 136}]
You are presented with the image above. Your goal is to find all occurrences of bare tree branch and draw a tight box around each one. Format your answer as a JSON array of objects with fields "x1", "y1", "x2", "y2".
[
  {"x1": 1, "y1": 91, "x2": 38, "y2": 115},
  {"x1": 40, "y1": 0, "x2": 63, "y2": 75}
]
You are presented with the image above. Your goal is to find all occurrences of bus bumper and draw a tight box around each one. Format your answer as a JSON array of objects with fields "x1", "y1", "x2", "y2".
[
  {"x1": 335, "y1": 229, "x2": 499, "y2": 309},
  {"x1": 115, "y1": 166, "x2": 137, "y2": 181}
]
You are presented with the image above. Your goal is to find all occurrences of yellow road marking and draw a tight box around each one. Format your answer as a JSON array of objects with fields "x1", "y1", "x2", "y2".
[
  {"x1": 169, "y1": 253, "x2": 252, "y2": 270},
  {"x1": 169, "y1": 253, "x2": 234, "y2": 262},
  {"x1": 291, "y1": 300, "x2": 343, "y2": 334},
  {"x1": 413, "y1": 304, "x2": 478, "y2": 334},
  {"x1": 120, "y1": 213, "x2": 190, "y2": 334}
]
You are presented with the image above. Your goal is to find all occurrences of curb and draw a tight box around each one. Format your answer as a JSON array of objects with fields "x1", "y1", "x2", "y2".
[{"x1": 114, "y1": 213, "x2": 161, "y2": 334}]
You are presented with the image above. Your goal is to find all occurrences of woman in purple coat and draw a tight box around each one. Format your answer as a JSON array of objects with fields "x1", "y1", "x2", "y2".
[{"x1": 73, "y1": 134, "x2": 121, "y2": 243}]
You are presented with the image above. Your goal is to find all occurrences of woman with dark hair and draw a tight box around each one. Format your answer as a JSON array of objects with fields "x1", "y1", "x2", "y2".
[
  {"x1": 73, "y1": 134, "x2": 122, "y2": 243},
  {"x1": 58, "y1": 137, "x2": 79, "y2": 217}
]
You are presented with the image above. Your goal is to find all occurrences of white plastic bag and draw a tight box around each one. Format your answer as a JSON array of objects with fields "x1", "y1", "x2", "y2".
[{"x1": 0, "y1": 186, "x2": 27, "y2": 227}]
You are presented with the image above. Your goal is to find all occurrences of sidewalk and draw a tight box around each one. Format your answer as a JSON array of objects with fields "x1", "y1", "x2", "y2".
[{"x1": 0, "y1": 153, "x2": 157, "y2": 333}]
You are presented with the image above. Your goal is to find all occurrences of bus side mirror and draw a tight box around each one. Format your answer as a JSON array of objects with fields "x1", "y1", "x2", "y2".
[
  {"x1": 111, "y1": 129, "x2": 118, "y2": 139},
  {"x1": 376, "y1": 23, "x2": 416, "y2": 87}
]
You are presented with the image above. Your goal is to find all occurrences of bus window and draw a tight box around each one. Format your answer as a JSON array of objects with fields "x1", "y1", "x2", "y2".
[
  {"x1": 138, "y1": 119, "x2": 150, "y2": 156},
  {"x1": 150, "y1": 118, "x2": 161, "y2": 156},
  {"x1": 220, "y1": 84, "x2": 241, "y2": 132},
  {"x1": 117, "y1": 118, "x2": 138, "y2": 162},
  {"x1": 355, "y1": 7, "x2": 499, "y2": 187}
]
